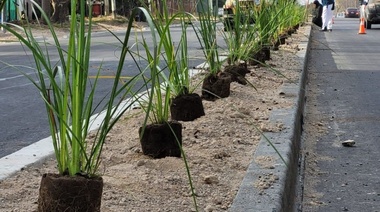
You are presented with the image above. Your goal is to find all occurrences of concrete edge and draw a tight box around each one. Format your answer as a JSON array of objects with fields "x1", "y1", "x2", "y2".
[{"x1": 229, "y1": 24, "x2": 312, "y2": 212}]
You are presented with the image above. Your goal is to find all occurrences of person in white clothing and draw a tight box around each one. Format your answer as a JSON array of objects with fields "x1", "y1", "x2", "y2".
[
  {"x1": 321, "y1": 0, "x2": 335, "y2": 32},
  {"x1": 360, "y1": 0, "x2": 368, "y2": 18}
]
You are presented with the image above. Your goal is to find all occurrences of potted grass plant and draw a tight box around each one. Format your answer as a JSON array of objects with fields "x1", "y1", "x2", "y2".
[
  {"x1": 249, "y1": 0, "x2": 282, "y2": 65},
  {"x1": 130, "y1": 4, "x2": 199, "y2": 209},
  {"x1": 156, "y1": 1, "x2": 205, "y2": 122},
  {"x1": 124, "y1": 5, "x2": 199, "y2": 209},
  {"x1": 270, "y1": 1, "x2": 306, "y2": 51},
  {"x1": 167, "y1": 19, "x2": 205, "y2": 122},
  {"x1": 270, "y1": 1, "x2": 291, "y2": 49},
  {"x1": 221, "y1": 0, "x2": 258, "y2": 85},
  {"x1": 0, "y1": 0, "x2": 143, "y2": 211},
  {"x1": 131, "y1": 5, "x2": 185, "y2": 158},
  {"x1": 193, "y1": 1, "x2": 231, "y2": 101},
  {"x1": 288, "y1": 2, "x2": 306, "y2": 31}
]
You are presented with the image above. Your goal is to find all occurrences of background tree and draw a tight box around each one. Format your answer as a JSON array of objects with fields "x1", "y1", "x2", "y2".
[
  {"x1": 110, "y1": 0, "x2": 152, "y2": 19},
  {"x1": 116, "y1": 0, "x2": 141, "y2": 18},
  {"x1": 40, "y1": 0, "x2": 51, "y2": 24},
  {"x1": 50, "y1": 0, "x2": 70, "y2": 23}
]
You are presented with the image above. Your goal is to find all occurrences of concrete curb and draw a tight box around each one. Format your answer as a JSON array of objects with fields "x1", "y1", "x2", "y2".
[{"x1": 230, "y1": 24, "x2": 311, "y2": 212}]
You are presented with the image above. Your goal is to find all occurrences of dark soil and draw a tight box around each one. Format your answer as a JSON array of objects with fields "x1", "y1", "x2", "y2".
[
  {"x1": 139, "y1": 121, "x2": 182, "y2": 158},
  {"x1": 248, "y1": 46, "x2": 271, "y2": 66},
  {"x1": 38, "y1": 173, "x2": 103, "y2": 212},
  {"x1": 201, "y1": 72, "x2": 232, "y2": 101},
  {"x1": 224, "y1": 63, "x2": 251, "y2": 85},
  {"x1": 170, "y1": 93, "x2": 205, "y2": 121}
]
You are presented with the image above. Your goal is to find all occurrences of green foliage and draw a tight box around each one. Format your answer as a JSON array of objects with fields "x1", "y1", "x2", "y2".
[
  {"x1": 192, "y1": 0, "x2": 223, "y2": 75},
  {"x1": 130, "y1": 1, "x2": 198, "y2": 209},
  {"x1": 0, "y1": 0, "x2": 305, "y2": 184},
  {"x1": 130, "y1": 6, "x2": 171, "y2": 125},
  {"x1": 132, "y1": 1, "x2": 199, "y2": 125},
  {"x1": 152, "y1": 2, "x2": 195, "y2": 97},
  {"x1": 222, "y1": 1, "x2": 260, "y2": 65},
  {"x1": 254, "y1": 0, "x2": 305, "y2": 45},
  {"x1": 254, "y1": 0, "x2": 279, "y2": 45},
  {"x1": 221, "y1": 0, "x2": 305, "y2": 69}
]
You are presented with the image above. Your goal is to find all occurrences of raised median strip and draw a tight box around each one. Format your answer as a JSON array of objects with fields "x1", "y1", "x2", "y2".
[{"x1": 230, "y1": 24, "x2": 311, "y2": 212}]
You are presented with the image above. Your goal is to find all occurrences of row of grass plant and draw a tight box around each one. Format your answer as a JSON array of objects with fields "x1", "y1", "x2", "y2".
[
  {"x1": 216, "y1": 0, "x2": 306, "y2": 165},
  {"x1": 220, "y1": 0, "x2": 306, "y2": 66},
  {"x1": 0, "y1": 0, "x2": 306, "y2": 210},
  {"x1": 0, "y1": 0, "x2": 306, "y2": 176},
  {"x1": 216, "y1": 0, "x2": 307, "y2": 87},
  {"x1": 131, "y1": 1, "x2": 306, "y2": 208}
]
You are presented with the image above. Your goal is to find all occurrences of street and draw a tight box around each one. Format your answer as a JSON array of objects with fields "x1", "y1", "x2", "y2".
[{"x1": 298, "y1": 18, "x2": 380, "y2": 211}]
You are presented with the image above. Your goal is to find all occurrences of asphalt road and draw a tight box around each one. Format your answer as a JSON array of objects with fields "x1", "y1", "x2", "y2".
[
  {"x1": 299, "y1": 18, "x2": 380, "y2": 211},
  {"x1": 0, "y1": 23, "x2": 227, "y2": 158}
]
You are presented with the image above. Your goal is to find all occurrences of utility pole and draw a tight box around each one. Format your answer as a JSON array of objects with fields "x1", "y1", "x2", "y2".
[
  {"x1": 1, "y1": 6, "x2": 4, "y2": 33},
  {"x1": 111, "y1": 0, "x2": 116, "y2": 19}
]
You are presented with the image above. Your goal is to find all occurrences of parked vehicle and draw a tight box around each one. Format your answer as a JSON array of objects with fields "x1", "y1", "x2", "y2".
[
  {"x1": 345, "y1": 7, "x2": 360, "y2": 18},
  {"x1": 361, "y1": 0, "x2": 380, "y2": 29}
]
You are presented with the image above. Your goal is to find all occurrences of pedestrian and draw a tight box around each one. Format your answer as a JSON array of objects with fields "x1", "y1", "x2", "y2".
[
  {"x1": 312, "y1": 0, "x2": 323, "y2": 28},
  {"x1": 360, "y1": 0, "x2": 368, "y2": 18},
  {"x1": 360, "y1": 0, "x2": 368, "y2": 5},
  {"x1": 321, "y1": 0, "x2": 335, "y2": 32}
]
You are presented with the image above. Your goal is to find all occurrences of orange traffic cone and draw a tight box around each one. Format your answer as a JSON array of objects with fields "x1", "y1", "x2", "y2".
[{"x1": 358, "y1": 17, "x2": 366, "y2": 34}]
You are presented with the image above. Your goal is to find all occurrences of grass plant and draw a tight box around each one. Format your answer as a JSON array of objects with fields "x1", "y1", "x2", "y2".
[
  {"x1": 221, "y1": 1, "x2": 260, "y2": 66},
  {"x1": 133, "y1": 0, "x2": 200, "y2": 124},
  {"x1": 152, "y1": 2, "x2": 194, "y2": 97},
  {"x1": 0, "y1": 0, "x2": 142, "y2": 177},
  {"x1": 129, "y1": 2, "x2": 198, "y2": 209},
  {"x1": 192, "y1": 0, "x2": 223, "y2": 76},
  {"x1": 131, "y1": 7, "x2": 171, "y2": 125},
  {"x1": 254, "y1": 0, "x2": 280, "y2": 46}
]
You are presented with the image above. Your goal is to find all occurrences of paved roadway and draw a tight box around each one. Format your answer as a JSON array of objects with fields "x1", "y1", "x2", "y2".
[
  {"x1": 299, "y1": 18, "x2": 380, "y2": 211},
  {"x1": 0, "y1": 24, "x2": 227, "y2": 158}
]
